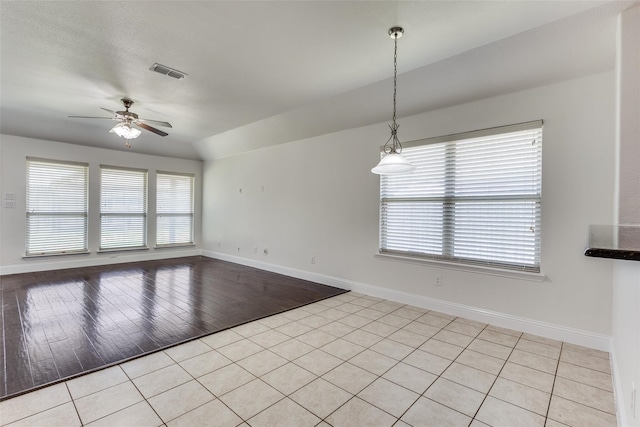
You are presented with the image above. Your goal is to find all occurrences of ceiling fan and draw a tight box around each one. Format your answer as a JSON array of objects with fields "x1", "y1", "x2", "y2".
[{"x1": 69, "y1": 98, "x2": 172, "y2": 142}]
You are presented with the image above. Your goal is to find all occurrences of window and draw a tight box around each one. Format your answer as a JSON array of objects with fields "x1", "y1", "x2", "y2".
[
  {"x1": 100, "y1": 166, "x2": 148, "y2": 250},
  {"x1": 26, "y1": 158, "x2": 89, "y2": 256},
  {"x1": 156, "y1": 172, "x2": 194, "y2": 246},
  {"x1": 379, "y1": 121, "x2": 543, "y2": 272}
]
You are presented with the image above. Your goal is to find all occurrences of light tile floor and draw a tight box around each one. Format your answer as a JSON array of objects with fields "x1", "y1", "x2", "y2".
[{"x1": 0, "y1": 292, "x2": 617, "y2": 427}]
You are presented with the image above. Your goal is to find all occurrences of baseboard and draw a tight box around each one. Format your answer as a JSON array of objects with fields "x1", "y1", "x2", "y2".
[
  {"x1": 609, "y1": 346, "x2": 630, "y2": 427},
  {"x1": 2, "y1": 249, "x2": 612, "y2": 352},
  {"x1": 0, "y1": 248, "x2": 202, "y2": 275},
  {"x1": 203, "y1": 250, "x2": 612, "y2": 352}
]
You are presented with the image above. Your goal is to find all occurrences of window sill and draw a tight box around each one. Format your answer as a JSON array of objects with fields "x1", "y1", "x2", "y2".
[
  {"x1": 23, "y1": 251, "x2": 91, "y2": 259},
  {"x1": 374, "y1": 253, "x2": 546, "y2": 282},
  {"x1": 155, "y1": 243, "x2": 196, "y2": 249},
  {"x1": 98, "y1": 246, "x2": 149, "y2": 254}
]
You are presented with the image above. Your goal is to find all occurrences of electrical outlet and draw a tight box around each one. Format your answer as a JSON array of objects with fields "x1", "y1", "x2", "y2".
[
  {"x1": 4, "y1": 200, "x2": 15, "y2": 208},
  {"x1": 434, "y1": 275, "x2": 442, "y2": 286}
]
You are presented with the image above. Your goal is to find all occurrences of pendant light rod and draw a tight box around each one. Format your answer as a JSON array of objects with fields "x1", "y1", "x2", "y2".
[
  {"x1": 390, "y1": 27, "x2": 402, "y2": 135},
  {"x1": 372, "y1": 26, "x2": 415, "y2": 175},
  {"x1": 385, "y1": 27, "x2": 403, "y2": 156}
]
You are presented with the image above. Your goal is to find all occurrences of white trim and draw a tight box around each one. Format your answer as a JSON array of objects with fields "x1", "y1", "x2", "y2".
[
  {"x1": 2, "y1": 249, "x2": 611, "y2": 352},
  {"x1": 375, "y1": 253, "x2": 547, "y2": 282},
  {"x1": 609, "y1": 345, "x2": 629, "y2": 427},
  {"x1": 23, "y1": 250, "x2": 91, "y2": 259},
  {"x1": 402, "y1": 119, "x2": 543, "y2": 149},
  {"x1": 97, "y1": 246, "x2": 149, "y2": 253},
  {"x1": 203, "y1": 251, "x2": 611, "y2": 351},
  {"x1": 0, "y1": 248, "x2": 201, "y2": 275}
]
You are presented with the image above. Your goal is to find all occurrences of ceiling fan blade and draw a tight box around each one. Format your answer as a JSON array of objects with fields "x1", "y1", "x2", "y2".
[
  {"x1": 100, "y1": 107, "x2": 117, "y2": 115},
  {"x1": 138, "y1": 118, "x2": 172, "y2": 128},
  {"x1": 69, "y1": 115, "x2": 117, "y2": 120},
  {"x1": 134, "y1": 121, "x2": 169, "y2": 137}
]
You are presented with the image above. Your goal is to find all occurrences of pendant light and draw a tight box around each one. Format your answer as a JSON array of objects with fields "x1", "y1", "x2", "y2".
[{"x1": 371, "y1": 27, "x2": 415, "y2": 175}]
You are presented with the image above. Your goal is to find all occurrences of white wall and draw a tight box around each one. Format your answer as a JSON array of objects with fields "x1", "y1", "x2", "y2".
[
  {"x1": 617, "y1": 6, "x2": 640, "y2": 225},
  {"x1": 0, "y1": 135, "x2": 203, "y2": 274},
  {"x1": 612, "y1": 261, "x2": 640, "y2": 426},
  {"x1": 202, "y1": 71, "x2": 616, "y2": 344},
  {"x1": 611, "y1": 7, "x2": 640, "y2": 427}
]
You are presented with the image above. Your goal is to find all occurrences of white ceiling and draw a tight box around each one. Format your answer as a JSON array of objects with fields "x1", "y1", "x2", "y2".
[{"x1": 0, "y1": 1, "x2": 635, "y2": 161}]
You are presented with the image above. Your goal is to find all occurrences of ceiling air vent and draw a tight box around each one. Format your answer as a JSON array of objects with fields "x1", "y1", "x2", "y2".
[{"x1": 150, "y1": 63, "x2": 187, "y2": 80}]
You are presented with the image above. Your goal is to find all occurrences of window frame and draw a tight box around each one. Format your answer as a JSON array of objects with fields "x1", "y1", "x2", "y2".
[
  {"x1": 378, "y1": 120, "x2": 543, "y2": 274},
  {"x1": 155, "y1": 171, "x2": 195, "y2": 247},
  {"x1": 25, "y1": 157, "x2": 89, "y2": 257},
  {"x1": 99, "y1": 165, "x2": 149, "y2": 251}
]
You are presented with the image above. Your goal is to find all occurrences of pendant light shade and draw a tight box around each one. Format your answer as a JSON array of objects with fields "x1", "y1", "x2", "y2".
[
  {"x1": 371, "y1": 152, "x2": 415, "y2": 174},
  {"x1": 372, "y1": 27, "x2": 415, "y2": 175}
]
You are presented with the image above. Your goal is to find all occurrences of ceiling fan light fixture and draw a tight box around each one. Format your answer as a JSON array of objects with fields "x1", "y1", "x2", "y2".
[
  {"x1": 70, "y1": 98, "x2": 171, "y2": 145},
  {"x1": 110, "y1": 122, "x2": 142, "y2": 140}
]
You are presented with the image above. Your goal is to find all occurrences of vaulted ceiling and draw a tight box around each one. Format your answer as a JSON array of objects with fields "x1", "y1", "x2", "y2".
[{"x1": 0, "y1": 1, "x2": 635, "y2": 160}]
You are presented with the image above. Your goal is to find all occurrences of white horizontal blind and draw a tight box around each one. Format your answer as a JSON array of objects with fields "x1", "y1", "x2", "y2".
[
  {"x1": 26, "y1": 158, "x2": 89, "y2": 256},
  {"x1": 380, "y1": 121, "x2": 542, "y2": 272},
  {"x1": 100, "y1": 166, "x2": 148, "y2": 250},
  {"x1": 156, "y1": 172, "x2": 194, "y2": 246}
]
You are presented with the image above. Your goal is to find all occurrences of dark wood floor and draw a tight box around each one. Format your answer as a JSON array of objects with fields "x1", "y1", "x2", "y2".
[{"x1": 0, "y1": 256, "x2": 346, "y2": 400}]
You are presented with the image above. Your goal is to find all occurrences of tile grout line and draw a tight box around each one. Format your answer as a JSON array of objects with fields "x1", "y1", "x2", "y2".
[
  {"x1": 190, "y1": 326, "x2": 326, "y2": 426},
  {"x1": 65, "y1": 382, "x2": 83, "y2": 426},
  {"x1": 323, "y1": 300, "x2": 499, "y2": 424},
  {"x1": 164, "y1": 342, "x2": 250, "y2": 426},
  {"x1": 409, "y1": 316, "x2": 491, "y2": 425},
  {"x1": 2, "y1": 296, "x2": 489, "y2": 425},
  {"x1": 313, "y1": 303, "x2": 458, "y2": 425},
  {"x1": 396, "y1": 315, "x2": 460, "y2": 417},
  {"x1": 2, "y1": 292, "x2": 617, "y2": 427},
  {"x1": 389, "y1": 314, "x2": 566, "y2": 424},
  {"x1": 88, "y1": 364, "x2": 163, "y2": 427},
  {"x1": 543, "y1": 340, "x2": 564, "y2": 424},
  {"x1": 129, "y1": 302, "x2": 610, "y2": 426},
  {"x1": 240, "y1": 298, "x2": 418, "y2": 424},
  {"x1": 547, "y1": 343, "x2": 618, "y2": 419},
  {"x1": 467, "y1": 329, "x2": 524, "y2": 425}
]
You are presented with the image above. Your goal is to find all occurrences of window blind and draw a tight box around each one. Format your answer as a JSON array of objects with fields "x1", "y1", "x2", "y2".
[
  {"x1": 26, "y1": 158, "x2": 89, "y2": 256},
  {"x1": 156, "y1": 172, "x2": 194, "y2": 246},
  {"x1": 100, "y1": 166, "x2": 148, "y2": 250},
  {"x1": 380, "y1": 121, "x2": 542, "y2": 272}
]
